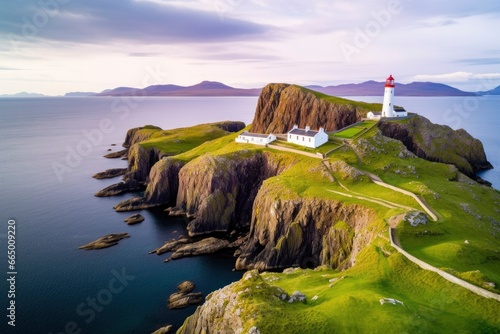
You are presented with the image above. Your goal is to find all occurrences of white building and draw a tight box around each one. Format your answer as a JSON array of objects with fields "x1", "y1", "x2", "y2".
[
  {"x1": 381, "y1": 75, "x2": 407, "y2": 118},
  {"x1": 367, "y1": 112, "x2": 382, "y2": 120},
  {"x1": 287, "y1": 125, "x2": 328, "y2": 148},
  {"x1": 235, "y1": 131, "x2": 277, "y2": 146}
]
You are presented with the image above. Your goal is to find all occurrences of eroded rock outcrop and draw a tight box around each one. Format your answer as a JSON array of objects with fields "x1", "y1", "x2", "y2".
[
  {"x1": 92, "y1": 168, "x2": 127, "y2": 179},
  {"x1": 178, "y1": 270, "x2": 287, "y2": 334},
  {"x1": 171, "y1": 151, "x2": 293, "y2": 237},
  {"x1": 169, "y1": 237, "x2": 230, "y2": 260},
  {"x1": 114, "y1": 158, "x2": 184, "y2": 211},
  {"x1": 235, "y1": 182, "x2": 376, "y2": 271},
  {"x1": 124, "y1": 143, "x2": 161, "y2": 184},
  {"x1": 124, "y1": 213, "x2": 144, "y2": 225},
  {"x1": 103, "y1": 149, "x2": 128, "y2": 159},
  {"x1": 378, "y1": 115, "x2": 492, "y2": 177},
  {"x1": 168, "y1": 281, "x2": 203, "y2": 309},
  {"x1": 79, "y1": 233, "x2": 130, "y2": 250},
  {"x1": 95, "y1": 180, "x2": 142, "y2": 197},
  {"x1": 250, "y1": 83, "x2": 368, "y2": 134}
]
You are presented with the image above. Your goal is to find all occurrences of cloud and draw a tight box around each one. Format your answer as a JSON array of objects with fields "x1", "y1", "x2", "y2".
[
  {"x1": 414, "y1": 72, "x2": 500, "y2": 82},
  {"x1": 0, "y1": 0, "x2": 273, "y2": 46},
  {"x1": 458, "y1": 58, "x2": 500, "y2": 66}
]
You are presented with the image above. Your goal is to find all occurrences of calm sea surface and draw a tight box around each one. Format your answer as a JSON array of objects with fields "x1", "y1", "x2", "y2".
[{"x1": 0, "y1": 96, "x2": 498, "y2": 334}]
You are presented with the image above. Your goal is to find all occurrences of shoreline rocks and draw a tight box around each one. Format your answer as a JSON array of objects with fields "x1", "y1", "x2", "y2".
[
  {"x1": 104, "y1": 149, "x2": 128, "y2": 159},
  {"x1": 124, "y1": 213, "x2": 145, "y2": 225},
  {"x1": 151, "y1": 325, "x2": 172, "y2": 334},
  {"x1": 168, "y1": 281, "x2": 203, "y2": 309},
  {"x1": 169, "y1": 237, "x2": 230, "y2": 261},
  {"x1": 79, "y1": 233, "x2": 130, "y2": 250},
  {"x1": 92, "y1": 168, "x2": 127, "y2": 179},
  {"x1": 149, "y1": 237, "x2": 192, "y2": 255},
  {"x1": 95, "y1": 180, "x2": 143, "y2": 197}
]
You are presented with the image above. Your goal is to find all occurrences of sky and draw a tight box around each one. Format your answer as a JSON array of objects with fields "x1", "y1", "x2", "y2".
[{"x1": 1, "y1": 0, "x2": 500, "y2": 95}]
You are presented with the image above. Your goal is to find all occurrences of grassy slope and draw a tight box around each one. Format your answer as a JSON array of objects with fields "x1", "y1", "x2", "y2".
[
  {"x1": 138, "y1": 122, "x2": 233, "y2": 155},
  {"x1": 353, "y1": 125, "x2": 500, "y2": 291},
  {"x1": 137, "y1": 117, "x2": 500, "y2": 332},
  {"x1": 299, "y1": 86, "x2": 382, "y2": 112},
  {"x1": 238, "y1": 242, "x2": 500, "y2": 333}
]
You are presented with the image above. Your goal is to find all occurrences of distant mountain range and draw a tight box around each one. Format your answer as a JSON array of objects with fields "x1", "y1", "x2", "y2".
[
  {"x1": 306, "y1": 81, "x2": 479, "y2": 96},
  {"x1": 5, "y1": 81, "x2": 500, "y2": 98},
  {"x1": 94, "y1": 81, "x2": 261, "y2": 97},
  {"x1": 0, "y1": 92, "x2": 48, "y2": 98},
  {"x1": 90, "y1": 80, "x2": 500, "y2": 97}
]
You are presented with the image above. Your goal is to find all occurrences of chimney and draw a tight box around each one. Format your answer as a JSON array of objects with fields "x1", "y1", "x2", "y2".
[
  {"x1": 305, "y1": 126, "x2": 310, "y2": 132},
  {"x1": 319, "y1": 127, "x2": 324, "y2": 133},
  {"x1": 293, "y1": 124, "x2": 298, "y2": 129}
]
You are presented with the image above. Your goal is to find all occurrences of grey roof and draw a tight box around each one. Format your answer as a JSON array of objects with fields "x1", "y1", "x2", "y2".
[
  {"x1": 288, "y1": 128, "x2": 319, "y2": 137},
  {"x1": 240, "y1": 131, "x2": 272, "y2": 138}
]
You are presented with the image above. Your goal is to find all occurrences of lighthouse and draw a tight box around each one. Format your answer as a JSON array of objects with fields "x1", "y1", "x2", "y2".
[{"x1": 382, "y1": 75, "x2": 395, "y2": 117}]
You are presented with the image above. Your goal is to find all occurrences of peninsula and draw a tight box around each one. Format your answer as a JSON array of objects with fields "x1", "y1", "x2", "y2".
[{"x1": 96, "y1": 82, "x2": 500, "y2": 333}]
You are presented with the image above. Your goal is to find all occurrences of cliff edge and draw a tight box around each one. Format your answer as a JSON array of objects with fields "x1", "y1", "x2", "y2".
[
  {"x1": 250, "y1": 83, "x2": 376, "y2": 134},
  {"x1": 378, "y1": 116, "x2": 492, "y2": 178}
]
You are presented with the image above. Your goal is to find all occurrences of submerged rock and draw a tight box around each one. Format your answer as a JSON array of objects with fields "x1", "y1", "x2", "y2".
[
  {"x1": 79, "y1": 233, "x2": 130, "y2": 250},
  {"x1": 151, "y1": 325, "x2": 172, "y2": 334}
]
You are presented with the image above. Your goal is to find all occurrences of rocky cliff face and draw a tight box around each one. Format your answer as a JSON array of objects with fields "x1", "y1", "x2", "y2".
[
  {"x1": 117, "y1": 121, "x2": 246, "y2": 198},
  {"x1": 178, "y1": 270, "x2": 283, "y2": 334},
  {"x1": 250, "y1": 83, "x2": 364, "y2": 134},
  {"x1": 378, "y1": 115, "x2": 492, "y2": 177},
  {"x1": 172, "y1": 151, "x2": 293, "y2": 236},
  {"x1": 123, "y1": 143, "x2": 161, "y2": 184},
  {"x1": 235, "y1": 182, "x2": 376, "y2": 271},
  {"x1": 143, "y1": 157, "x2": 184, "y2": 205},
  {"x1": 113, "y1": 157, "x2": 184, "y2": 211},
  {"x1": 122, "y1": 125, "x2": 161, "y2": 148}
]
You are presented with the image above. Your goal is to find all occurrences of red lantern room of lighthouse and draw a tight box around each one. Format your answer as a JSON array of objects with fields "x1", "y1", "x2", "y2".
[{"x1": 385, "y1": 75, "x2": 395, "y2": 88}]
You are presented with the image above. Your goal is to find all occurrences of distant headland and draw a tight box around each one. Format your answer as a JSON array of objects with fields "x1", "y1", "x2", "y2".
[{"x1": 4, "y1": 80, "x2": 500, "y2": 98}]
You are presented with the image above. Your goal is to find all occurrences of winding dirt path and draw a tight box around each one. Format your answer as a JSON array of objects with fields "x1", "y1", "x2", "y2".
[
  {"x1": 389, "y1": 228, "x2": 500, "y2": 302},
  {"x1": 363, "y1": 171, "x2": 438, "y2": 221}
]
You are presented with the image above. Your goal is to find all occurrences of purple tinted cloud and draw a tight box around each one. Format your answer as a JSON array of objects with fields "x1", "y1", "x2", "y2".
[{"x1": 1, "y1": 0, "x2": 273, "y2": 45}]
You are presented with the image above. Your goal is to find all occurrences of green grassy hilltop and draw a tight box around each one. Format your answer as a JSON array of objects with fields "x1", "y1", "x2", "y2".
[{"x1": 130, "y1": 109, "x2": 500, "y2": 333}]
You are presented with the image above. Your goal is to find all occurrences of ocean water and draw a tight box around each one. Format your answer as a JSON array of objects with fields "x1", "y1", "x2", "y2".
[
  {"x1": 0, "y1": 95, "x2": 498, "y2": 334},
  {"x1": 0, "y1": 97, "x2": 257, "y2": 334}
]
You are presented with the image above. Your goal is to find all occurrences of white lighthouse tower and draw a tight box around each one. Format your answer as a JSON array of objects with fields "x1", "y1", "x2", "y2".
[{"x1": 382, "y1": 74, "x2": 395, "y2": 117}]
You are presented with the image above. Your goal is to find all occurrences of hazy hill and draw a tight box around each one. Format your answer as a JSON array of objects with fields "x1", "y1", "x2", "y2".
[
  {"x1": 307, "y1": 81, "x2": 477, "y2": 96},
  {"x1": 0, "y1": 92, "x2": 48, "y2": 98},
  {"x1": 64, "y1": 92, "x2": 98, "y2": 97},
  {"x1": 479, "y1": 85, "x2": 500, "y2": 95},
  {"x1": 96, "y1": 81, "x2": 261, "y2": 97}
]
